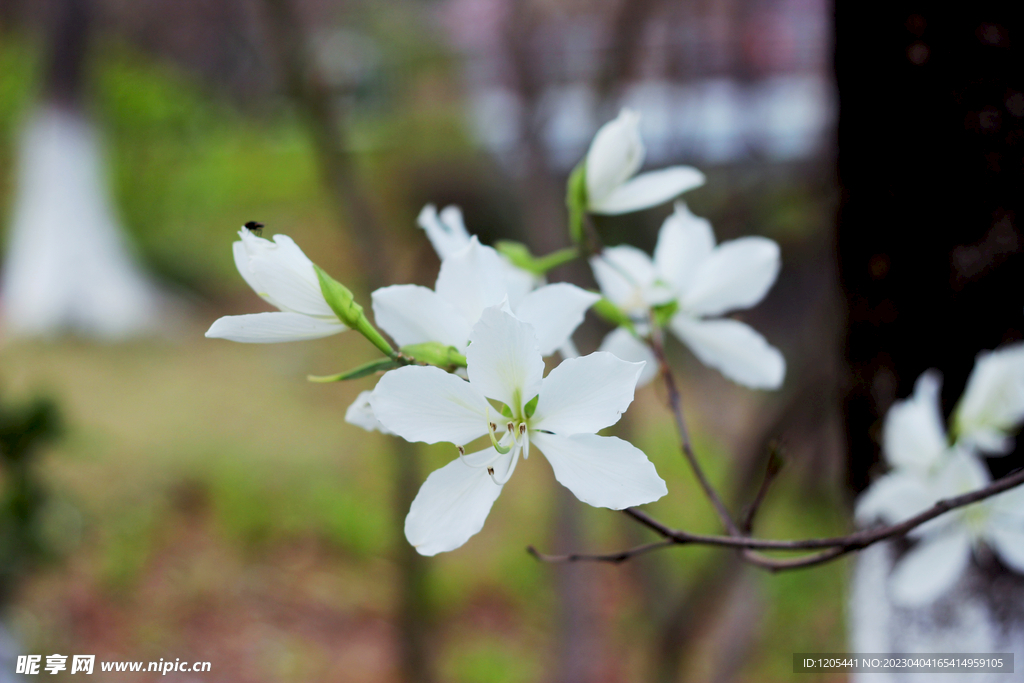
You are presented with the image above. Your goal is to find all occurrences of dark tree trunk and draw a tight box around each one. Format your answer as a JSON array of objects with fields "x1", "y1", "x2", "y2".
[{"x1": 836, "y1": 0, "x2": 1024, "y2": 491}]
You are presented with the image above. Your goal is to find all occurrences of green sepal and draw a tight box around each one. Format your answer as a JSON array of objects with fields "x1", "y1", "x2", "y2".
[
  {"x1": 566, "y1": 162, "x2": 588, "y2": 245},
  {"x1": 524, "y1": 394, "x2": 539, "y2": 419},
  {"x1": 652, "y1": 300, "x2": 679, "y2": 327},
  {"x1": 495, "y1": 241, "x2": 580, "y2": 275},
  {"x1": 591, "y1": 297, "x2": 636, "y2": 334},
  {"x1": 307, "y1": 357, "x2": 402, "y2": 383},
  {"x1": 315, "y1": 264, "x2": 395, "y2": 358},
  {"x1": 400, "y1": 342, "x2": 467, "y2": 370}
]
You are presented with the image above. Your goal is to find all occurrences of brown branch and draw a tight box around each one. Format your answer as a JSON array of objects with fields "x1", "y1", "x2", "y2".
[
  {"x1": 648, "y1": 329, "x2": 742, "y2": 536},
  {"x1": 740, "y1": 442, "x2": 785, "y2": 533},
  {"x1": 529, "y1": 467, "x2": 1024, "y2": 570}
]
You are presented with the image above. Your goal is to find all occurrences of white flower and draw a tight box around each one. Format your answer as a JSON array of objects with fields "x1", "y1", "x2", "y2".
[
  {"x1": 856, "y1": 371, "x2": 957, "y2": 525},
  {"x1": 883, "y1": 452, "x2": 1024, "y2": 607},
  {"x1": 592, "y1": 202, "x2": 785, "y2": 389},
  {"x1": 369, "y1": 305, "x2": 667, "y2": 555},
  {"x1": 585, "y1": 109, "x2": 705, "y2": 215},
  {"x1": 856, "y1": 367, "x2": 1024, "y2": 607},
  {"x1": 417, "y1": 204, "x2": 472, "y2": 260},
  {"x1": 206, "y1": 228, "x2": 348, "y2": 343},
  {"x1": 953, "y1": 341, "x2": 1024, "y2": 454},
  {"x1": 373, "y1": 236, "x2": 598, "y2": 358},
  {"x1": 418, "y1": 203, "x2": 538, "y2": 294}
]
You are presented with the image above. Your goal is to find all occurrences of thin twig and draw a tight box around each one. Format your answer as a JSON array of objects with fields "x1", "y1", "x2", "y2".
[
  {"x1": 648, "y1": 330, "x2": 742, "y2": 536},
  {"x1": 741, "y1": 442, "x2": 785, "y2": 533},
  {"x1": 527, "y1": 540, "x2": 676, "y2": 564},
  {"x1": 529, "y1": 468, "x2": 1024, "y2": 569}
]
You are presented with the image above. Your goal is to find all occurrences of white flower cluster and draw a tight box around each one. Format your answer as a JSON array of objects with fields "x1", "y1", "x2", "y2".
[
  {"x1": 856, "y1": 346, "x2": 1024, "y2": 606},
  {"x1": 206, "y1": 109, "x2": 790, "y2": 555}
]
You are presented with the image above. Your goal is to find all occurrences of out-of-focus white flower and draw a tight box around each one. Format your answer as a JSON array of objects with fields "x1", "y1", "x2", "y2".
[
  {"x1": 417, "y1": 204, "x2": 537, "y2": 294},
  {"x1": 373, "y1": 237, "x2": 597, "y2": 358},
  {"x1": 856, "y1": 364, "x2": 1024, "y2": 607},
  {"x1": 206, "y1": 228, "x2": 348, "y2": 343},
  {"x1": 592, "y1": 202, "x2": 784, "y2": 389},
  {"x1": 585, "y1": 110, "x2": 705, "y2": 215},
  {"x1": 369, "y1": 305, "x2": 666, "y2": 555},
  {"x1": 882, "y1": 452, "x2": 1024, "y2": 607},
  {"x1": 417, "y1": 204, "x2": 472, "y2": 260},
  {"x1": 953, "y1": 342, "x2": 1024, "y2": 454}
]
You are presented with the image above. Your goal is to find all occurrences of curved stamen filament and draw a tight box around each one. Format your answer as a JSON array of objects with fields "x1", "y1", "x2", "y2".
[
  {"x1": 489, "y1": 444, "x2": 521, "y2": 486},
  {"x1": 456, "y1": 444, "x2": 505, "y2": 469}
]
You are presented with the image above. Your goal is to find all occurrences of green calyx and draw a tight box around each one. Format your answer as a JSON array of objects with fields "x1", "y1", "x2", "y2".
[
  {"x1": 566, "y1": 162, "x2": 588, "y2": 245},
  {"x1": 496, "y1": 241, "x2": 580, "y2": 276},
  {"x1": 314, "y1": 264, "x2": 395, "y2": 358},
  {"x1": 652, "y1": 300, "x2": 679, "y2": 327},
  {"x1": 308, "y1": 357, "x2": 402, "y2": 383},
  {"x1": 400, "y1": 342, "x2": 467, "y2": 371},
  {"x1": 591, "y1": 297, "x2": 636, "y2": 334}
]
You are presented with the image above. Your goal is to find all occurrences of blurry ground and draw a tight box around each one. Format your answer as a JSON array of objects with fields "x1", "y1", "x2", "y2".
[{"x1": 0, "y1": 34, "x2": 848, "y2": 683}]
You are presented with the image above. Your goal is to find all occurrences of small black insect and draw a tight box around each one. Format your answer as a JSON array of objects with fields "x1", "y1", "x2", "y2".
[{"x1": 243, "y1": 220, "x2": 264, "y2": 237}]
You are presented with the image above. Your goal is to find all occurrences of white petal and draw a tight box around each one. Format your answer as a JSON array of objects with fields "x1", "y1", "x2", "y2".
[
  {"x1": 598, "y1": 328, "x2": 658, "y2": 387},
  {"x1": 405, "y1": 447, "x2": 510, "y2": 556},
  {"x1": 532, "y1": 352, "x2": 643, "y2": 434},
  {"x1": 883, "y1": 370, "x2": 949, "y2": 472},
  {"x1": 589, "y1": 167, "x2": 705, "y2": 215},
  {"x1": 499, "y1": 260, "x2": 541, "y2": 310},
  {"x1": 466, "y1": 305, "x2": 544, "y2": 411},
  {"x1": 345, "y1": 390, "x2": 393, "y2": 435},
  {"x1": 435, "y1": 237, "x2": 510, "y2": 326},
  {"x1": 954, "y1": 342, "x2": 1024, "y2": 454},
  {"x1": 589, "y1": 246, "x2": 660, "y2": 314},
  {"x1": 531, "y1": 432, "x2": 667, "y2": 509},
  {"x1": 855, "y1": 472, "x2": 936, "y2": 526},
  {"x1": 652, "y1": 202, "x2": 715, "y2": 295},
  {"x1": 888, "y1": 530, "x2": 972, "y2": 607},
  {"x1": 513, "y1": 283, "x2": 600, "y2": 357},
  {"x1": 986, "y1": 525, "x2": 1024, "y2": 572},
  {"x1": 417, "y1": 204, "x2": 472, "y2": 261},
  {"x1": 243, "y1": 233, "x2": 336, "y2": 318},
  {"x1": 371, "y1": 284, "x2": 472, "y2": 349},
  {"x1": 669, "y1": 314, "x2": 785, "y2": 389},
  {"x1": 370, "y1": 366, "x2": 490, "y2": 445},
  {"x1": 681, "y1": 237, "x2": 780, "y2": 316},
  {"x1": 932, "y1": 449, "x2": 991, "y2": 498},
  {"x1": 585, "y1": 109, "x2": 645, "y2": 206},
  {"x1": 205, "y1": 312, "x2": 346, "y2": 343},
  {"x1": 233, "y1": 240, "x2": 267, "y2": 302},
  {"x1": 989, "y1": 482, "x2": 1024, "y2": 522}
]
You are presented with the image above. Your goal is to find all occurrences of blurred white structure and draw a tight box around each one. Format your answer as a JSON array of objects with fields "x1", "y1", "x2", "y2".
[
  {"x1": 850, "y1": 542, "x2": 1024, "y2": 683},
  {"x1": 1, "y1": 106, "x2": 162, "y2": 339}
]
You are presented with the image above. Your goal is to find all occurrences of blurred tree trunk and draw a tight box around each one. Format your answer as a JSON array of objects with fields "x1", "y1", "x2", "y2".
[
  {"x1": 836, "y1": 0, "x2": 1024, "y2": 670},
  {"x1": 2, "y1": 0, "x2": 163, "y2": 339},
  {"x1": 260, "y1": 2, "x2": 434, "y2": 682}
]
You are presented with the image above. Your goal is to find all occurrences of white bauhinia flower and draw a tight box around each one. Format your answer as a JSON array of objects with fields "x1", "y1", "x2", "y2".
[
  {"x1": 855, "y1": 371, "x2": 954, "y2": 528},
  {"x1": 953, "y1": 341, "x2": 1024, "y2": 454},
  {"x1": 592, "y1": 202, "x2": 785, "y2": 389},
  {"x1": 417, "y1": 203, "x2": 538, "y2": 294},
  {"x1": 856, "y1": 367, "x2": 1024, "y2": 607},
  {"x1": 417, "y1": 204, "x2": 472, "y2": 260},
  {"x1": 206, "y1": 228, "x2": 349, "y2": 343},
  {"x1": 884, "y1": 452, "x2": 1024, "y2": 607},
  {"x1": 585, "y1": 109, "x2": 705, "y2": 215},
  {"x1": 372, "y1": 236, "x2": 598, "y2": 358},
  {"x1": 369, "y1": 305, "x2": 667, "y2": 555}
]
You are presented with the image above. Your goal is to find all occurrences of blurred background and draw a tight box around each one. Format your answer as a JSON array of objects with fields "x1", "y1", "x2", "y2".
[{"x1": 0, "y1": 0, "x2": 1017, "y2": 681}]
